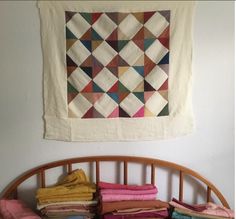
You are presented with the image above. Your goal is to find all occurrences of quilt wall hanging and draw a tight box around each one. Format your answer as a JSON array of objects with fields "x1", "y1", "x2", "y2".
[{"x1": 38, "y1": 1, "x2": 195, "y2": 141}]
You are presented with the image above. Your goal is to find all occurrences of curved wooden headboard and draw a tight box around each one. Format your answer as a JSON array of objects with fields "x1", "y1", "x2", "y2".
[{"x1": 1, "y1": 156, "x2": 230, "y2": 209}]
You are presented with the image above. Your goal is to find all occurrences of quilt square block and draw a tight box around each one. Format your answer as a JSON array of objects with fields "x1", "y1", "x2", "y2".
[{"x1": 66, "y1": 11, "x2": 170, "y2": 119}]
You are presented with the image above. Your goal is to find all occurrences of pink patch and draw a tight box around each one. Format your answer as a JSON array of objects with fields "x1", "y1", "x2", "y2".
[
  {"x1": 133, "y1": 106, "x2": 144, "y2": 117},
  {"x1": 108, "y1": 107, "x2": 119, "y2": 118}
]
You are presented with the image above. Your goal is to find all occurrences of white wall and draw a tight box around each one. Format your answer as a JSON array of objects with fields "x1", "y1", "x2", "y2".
[{"x1": 0, "y1": 1, "x2": 234, "y2": 208}]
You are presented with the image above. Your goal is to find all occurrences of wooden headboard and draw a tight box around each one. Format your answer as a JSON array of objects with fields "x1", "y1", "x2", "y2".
[{"x1": 0, "y1": 156, "x2": 230, "y2": 209}]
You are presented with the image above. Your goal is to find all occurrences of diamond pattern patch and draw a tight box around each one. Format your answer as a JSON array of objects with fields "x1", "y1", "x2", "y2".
[{"x1": 66, "y1": 10, "x2": 170, "y2": 118}]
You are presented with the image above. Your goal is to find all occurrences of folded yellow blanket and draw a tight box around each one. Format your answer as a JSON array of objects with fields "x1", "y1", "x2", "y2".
[
  {"x1": 36, "y1": 169, "x2": 96, "y2": 204},
  {"x1": 37, "y1": 184, "x2": 96, "y2": 198}
]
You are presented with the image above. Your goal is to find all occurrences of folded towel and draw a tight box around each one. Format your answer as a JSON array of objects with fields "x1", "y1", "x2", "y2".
[
  {"x1": 100, "y1": 200, "x2": 169, "y2": 214},
  {"x1": 98, "y1": 181, "x2": 155, "y2": 190},
  {"x1": 101, "y1": 193, "x2": 157, "y2": 202},
  {"x1": 100, "y1": 187, "x2": 157, "y2": 195},
  {"x1": 38, "y1": 193, "x2": 93, "y2": 204}
]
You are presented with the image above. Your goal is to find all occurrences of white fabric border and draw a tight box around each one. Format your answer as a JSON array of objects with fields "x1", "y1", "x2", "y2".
[{"x1": 38, "y1": 1, "x2": 195, "y2": 141}]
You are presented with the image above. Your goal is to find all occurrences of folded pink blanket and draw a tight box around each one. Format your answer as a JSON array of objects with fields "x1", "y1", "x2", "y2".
[
  {"x1": 0, "y1": 199, "x2": 41, "y2": 219},
  {"x1": 100, "y1": 187, "x2": 157, "y2": 195},
  {"x1": 98, "y1": 182, "x2": 156, "y2": 190},
  {"x1": 101, "y1": 193, "x2": 157, "y2": 202}
]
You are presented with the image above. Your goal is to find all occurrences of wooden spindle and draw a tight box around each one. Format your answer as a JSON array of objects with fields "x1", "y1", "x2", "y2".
[
  {"x1": 179, "y1": 171, "x2": 184, "y2": 201},
  {"x1": 96, "y1": 161, "x2": 100, "y2": 184},
  {"x1": 207, "y1": 186, "x2": 211, "y2": 202},
  {"x1": 40, "y1": 170, "x2": 46, "y2": 188},
  {"x1": 124, "y1": 161, "x2": 128, "y2": 185},
  {"x1": 151, "y1": 164, "x2": 155, "y2": 185},
  {"x1": 67, "y1": 163, "x2": 72, "y2": 174}
]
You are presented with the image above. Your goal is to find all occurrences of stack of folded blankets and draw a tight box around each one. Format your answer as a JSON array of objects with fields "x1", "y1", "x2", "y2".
[
  {"x1": 98, "y1": 181, "x2": 169, "y2": 219},
  {"x1": 169, "y1": 198, "x2": 234, "y2": 219},
  {"x1": 36, "y1": 169, "x2": 97, "y2": 219}
]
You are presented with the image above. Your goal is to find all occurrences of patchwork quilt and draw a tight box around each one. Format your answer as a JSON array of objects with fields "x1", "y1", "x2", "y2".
[{"x1": 38, "y1": 1, "x2": 195, "y2": 141}]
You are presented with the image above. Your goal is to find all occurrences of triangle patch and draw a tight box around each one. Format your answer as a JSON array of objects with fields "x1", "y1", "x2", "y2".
[
  {"x1": 80, "y1": 28, "x2": 92, "y2": 40},
  {"x1": 158, "y1": 52, "x2": 169, "y2": 65},
  {"x1": 133, "y1": 81, "x2": 144, "y2": 92},
  {"x1": 119, "y1": 106, "x2": 130, "y2": 117},
  {"x1": 158, "y1": 90, "x2": 168, "y2": 101},
  {"x1": 92, "y1": 57, "x2": 104, "y2": 77},
  {"x1": 80, "y1": 40, "x2": 92, "y2": 52},
  {"x1": 107, "y1": 28, "x2": 118, "y2": 41},
  {"x1": 133, "y1": 92, "x2": 144, "y2": 103},
  {"x1": 132, "y1": 27, "x2": 144, "y2": 40},
  {"x1": 144, "y1": 91, "x2": 155, "y2": 102},
  {"x1": 93, "y1": 81, "x2": 104, "y2": 92},
  {"x1": 119, "y1": 56, "x2": 129, "y2": 66},
  {"x1": 119, "y1": 81, "x2": 130, "y2": 92},
  {"x1": 118, "y1": 40, "x2": 129, "y2": 52},
  {"x1": 92, "y1": 28, "x2": 103, "y2": 40},
  {"x1": 118, "y1": 13, "x2": 129, "y2": 24},
  {"x1": 107, "y1": 67, "x2": 118, "y2": 77},
  {"x1": 144, "y1": 11, "x2": 156, "y2": 23},
  {"x1": 134, "y1": 54, "x2": 144, "y2": 66},
  {"x1": 107, "y1": 92, "x2": 119, "y2": 103},
  {"x1": 68, "y1": 108, "x2": 78, "y2": 118},
  {"x1": 144, "y1": 38, "x2": 155, "y2": 51},
  {"x1": 67, "y1": 81, "x2": 78, "y2": 93},
  {"x1": 93, "y1": 107, "x2": 105, "y2": 118},
  {"x1": 158, "y1": 79, "x2": 168, "y2": 91},
  {"x1": 133, "y1": 66, "x2": 144, "y2": 77},
  {"x1": 107, "y1": 40, "x2": 118, "y2": 52},
  {"x1": 80, "y1": 67, "x2": 92, "y2": 78},
  {"x1": 158, "y1": 26, "x2": 169, "y2": 49},
  {"x1": 67, "y1": 66, "x2": 77, "y2": 77},
  {"x1": 106, "y1": 12, "x2": 118, "y2": 25},
  {"x1": 133, "y1": 106, "x2": 144, "y2": 117},
  {"x1": 81, "y1": 81, "x2": 93, "y2": 93},
  {"x1": 108, "y1": 107, "x2": 119, "y2": 118},
  {"x1": 81, "y1": 93, "x2": 94, "y2": 103},
  {"x1": 65, "y1": 11, "x2": 77, "y2": 23},
  {"x1": 66, "y1": 55, "x2": 77, "y2": 67},
  {"x1": 157, "y1": 103, "x2": 169, "y2": 117},
  {"x1": 159, "y1": 10, "x2": 171, "y2": 23},
  {"x1": 144, "y1": 80, "x2": 156, "y2": 91},
  {"x1": 92, "y1": 13, "x2": 103, "y2": 24},
  {"x1": 119, "y1": 92, "x2": 130, "y2": 103},
  {"x1": 158, "y1": 64, "x2": 169, "y2": 74},
  {"x1": 144, "y1": 106, "x2": 155, "y2": 117},
  {"x1": 144, "y1": 27, "x2": 156, "y2": 39},
  {"x1": 82, "y1": 107, "x2": 93, "y2": 119},
  {"x1": 133, "y1": 40, "x2": 144, "y2": 51},
  {"x1": 66, "y1": 27, "x2": 77, "y2": 39},
  {"x1": 108, "y1": 81, "x2": 118, "y2": 92},
  {"x1": 144, "y1": 54, "x2": 156, "y2": 76},
  {"x1": 66, "y1": 39, "x2": 77, "y2": 51},
  {"x1": 92, "y1": 40, "x2": 103, "y2": 51},
  {"x1": 132, "y1": 12, "x2": 144, "y2": 24},
  {"x1": 80, "y1": 55, "x2": 92, "y2": 67},
  {"x1": 80, "y1": 13, "x2": 92, "y2": 25},
  {"x1": 67, "y1": 91, "x2": 78, "y2": 104}
]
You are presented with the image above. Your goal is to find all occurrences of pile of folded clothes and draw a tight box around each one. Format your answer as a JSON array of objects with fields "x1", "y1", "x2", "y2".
[
  {"x1": 98, "y1": 181, "x2": 169, "y2": 219},
  {"x1": 169, "y1": 198, "x2": 234, "y2": 219},
  {"x1": 36, "y1": 169, "x2": 97, "y2": 219}
]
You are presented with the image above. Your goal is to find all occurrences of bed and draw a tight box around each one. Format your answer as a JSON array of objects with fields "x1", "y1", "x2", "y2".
[{"x1": 0, "y1": 156, "x2": 231, "y2": 218}]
